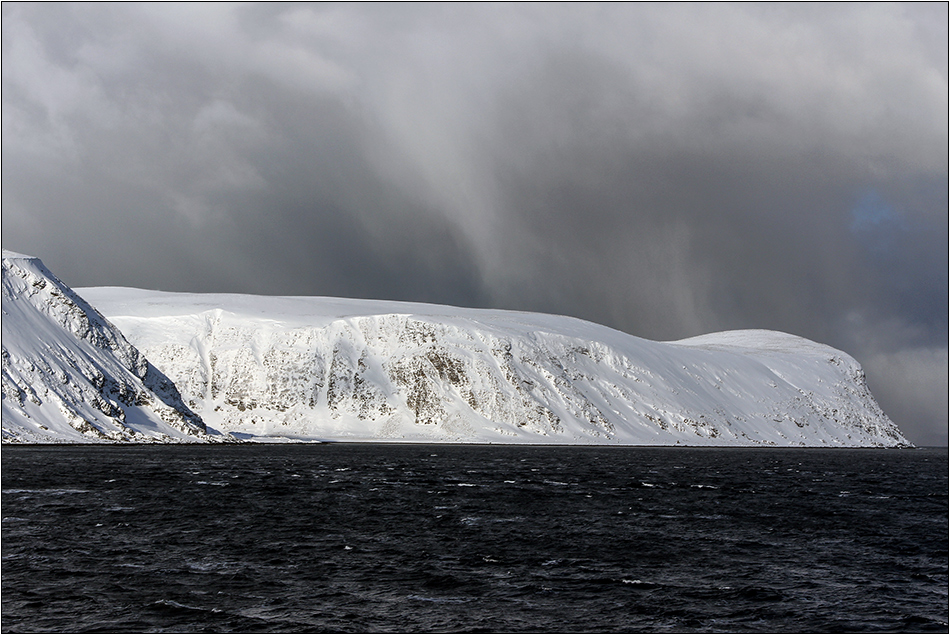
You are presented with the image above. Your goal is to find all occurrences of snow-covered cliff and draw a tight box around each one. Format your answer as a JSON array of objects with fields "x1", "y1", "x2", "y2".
[
  {"x1": 2, "y1": 252, "x2": 210, "y2": 443},
  {"x1": 80, "y1": 286, "x2": 909, "y2": 446}
]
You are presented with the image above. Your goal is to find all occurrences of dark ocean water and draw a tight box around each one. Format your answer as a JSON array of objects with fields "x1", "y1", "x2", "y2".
[{"x1": 2, "y1": 444, "x2": 947, "y2": 633}]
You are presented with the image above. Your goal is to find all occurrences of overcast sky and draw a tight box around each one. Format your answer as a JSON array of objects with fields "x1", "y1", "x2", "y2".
[{"x1": 3, "y1": 3, "x2": 947, "y2": 444}]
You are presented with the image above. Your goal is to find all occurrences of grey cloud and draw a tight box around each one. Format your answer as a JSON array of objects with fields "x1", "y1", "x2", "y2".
[
  {"x1": 2, "y1": 3, "x2": 946, "y2": 443},
  {"x1": 858, "y1": 343, "x2": 948, "y2": 447}
]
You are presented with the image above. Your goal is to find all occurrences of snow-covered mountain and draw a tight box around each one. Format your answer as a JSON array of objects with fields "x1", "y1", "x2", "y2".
[
  {"x1": 2, "y1": 252, "x2": 211, "y2": 443},
  {"x1": 79, "y1": 286, "x2": 909, "y2": 447}
]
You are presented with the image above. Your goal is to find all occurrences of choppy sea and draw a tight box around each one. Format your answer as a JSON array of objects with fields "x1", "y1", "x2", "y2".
[{"x1": 2, "y1": 444, "x2": 947, "y2": 633}]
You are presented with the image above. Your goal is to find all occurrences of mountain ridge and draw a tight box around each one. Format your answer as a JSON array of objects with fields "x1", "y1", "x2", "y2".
[
  {"x1": 2, "y1": 252, "x2": 211, "y2": 443},
  {"x1": 77, "y1": 285, "x2": 909, "y2": 447},
  {"x1": 1, "y1": 250, "x2": 909, "y2": 446}
]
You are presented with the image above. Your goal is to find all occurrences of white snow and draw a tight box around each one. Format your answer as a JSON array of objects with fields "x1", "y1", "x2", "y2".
[
  {"x1": 2, "y1": 252, "x2": 212, "y2": 443},
  {"x1": 72, "y1": 285, "x2": 909, "y2": 447}
]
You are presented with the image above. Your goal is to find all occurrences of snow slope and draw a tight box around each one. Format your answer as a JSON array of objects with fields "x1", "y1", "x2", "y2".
[
  {"x1": 2, "y1": 252, "x2": 211, "y2": 443},
  {"x1": 79, "y1": 286, "x2": 909, "y2": 447}
]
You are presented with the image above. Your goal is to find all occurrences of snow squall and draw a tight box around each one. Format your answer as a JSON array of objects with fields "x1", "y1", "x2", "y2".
[{"x1": 2, "y1": 251, "x2": 909, "y2": 445}]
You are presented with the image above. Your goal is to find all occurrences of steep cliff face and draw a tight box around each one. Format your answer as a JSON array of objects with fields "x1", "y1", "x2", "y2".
[
  {"x1": 81, "y1": 287, "x2": 909, "y2": 447},
  {"x1": 2, "y1": 252, "x2": 209, "y2": 443}
]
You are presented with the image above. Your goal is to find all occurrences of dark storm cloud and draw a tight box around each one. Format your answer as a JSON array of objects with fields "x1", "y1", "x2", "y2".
[{"x1": 2, "y1": 3, "x2": 946, "y2": 444}]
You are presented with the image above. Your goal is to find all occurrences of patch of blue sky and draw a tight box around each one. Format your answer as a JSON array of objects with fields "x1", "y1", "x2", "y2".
[{"x1": 849, "y1": 188, "x2": 906, "y2": 234}]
